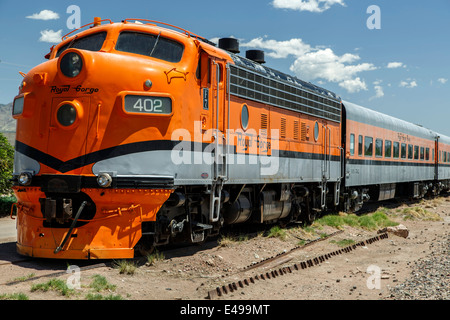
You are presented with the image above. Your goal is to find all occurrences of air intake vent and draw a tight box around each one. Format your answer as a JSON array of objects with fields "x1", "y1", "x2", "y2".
[{"x1": 218, "y1": 38, "x2": 240, "y2": 53}]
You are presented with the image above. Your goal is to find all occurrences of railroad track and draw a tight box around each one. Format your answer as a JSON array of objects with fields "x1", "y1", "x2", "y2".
[
  {"x1": 207, "y1": 232, "x2": 389, "y2": 299},
  {"x1": 240, "y1": 230, "x2": 344, "y2": 272}
]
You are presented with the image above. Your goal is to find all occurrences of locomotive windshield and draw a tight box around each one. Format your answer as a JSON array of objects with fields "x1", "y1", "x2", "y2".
[
  {"x1": 115, "y1": 31, "x2": 184, "y2": 63},
  {"x1": 56, "y1": 32, "x2": 107, "y2": 57}
]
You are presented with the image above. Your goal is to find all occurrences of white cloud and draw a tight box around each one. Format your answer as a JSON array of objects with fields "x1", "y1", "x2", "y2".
[
  {"x1": 39, "y1": 29, "x2": 62, "y2": 43},
  {"x1": 438, "y1": 78, "x2": 448, "y2": 84},
  {"x1": 387, "y1": 62, "x2": 405, "y2": 69},
  {"x1": 338, "y1": 78, "x2": 368, "y2": 93},
  {"x1": 241, "y1": 37, "x2": 312, "y2": 59},
  {"x1": 289, "y1": 48, "x2": 375, "y2": 92},
  {"x1": 272, "y1": 0, "x2": 346, "y2": 13},
  {"x1": 26, "y1": 10, "x2": 60, "y2": 20},
  {"x1": 399, "y1": 79, "x2": 418, "y2": 88},
  {"x1": 370, "y1": 80, "x2": 384, "y2": 100},
  {"x1": 241, "y1": 37, "x2": 376, "y2": 93}
]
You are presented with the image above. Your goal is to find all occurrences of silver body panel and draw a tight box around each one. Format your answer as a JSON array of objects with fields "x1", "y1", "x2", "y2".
[{"x1": 92, "y1": 149, "x2": 341, "y2": 186}]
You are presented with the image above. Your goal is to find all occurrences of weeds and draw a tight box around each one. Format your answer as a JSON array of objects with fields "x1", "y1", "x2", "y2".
[
  {"x1": 31, "y1": 278, "x2": 74, "y2": 297},
  {"x1": 9, "y1": 273, "x2": 35, "y2": 283},
  {"x1": 89, "y1": 275, "x2": 116, "y2": 292},
  {"x1": 85, "y1": 274, "x2": 122, "y2": 300},
  {"x1": 267, "y1": 226, "x2": 287, "y2": 241},
  {"x1": 146, "y1": 250, "x2": 165, "y2": 266},
  {"x1": 314, "y1": 208, "x2": 398, "y2": 231},
  {"x1": 85, "y1": 293, "x2": 123, "y2": 300},
  {"x1": 218, "y1": 234, "x2": 249, "y2": 247},
  {"x1": 330, "y1": 239, "x2": 356, "y2": 247},
  {"x1": 114, "y1": 260, "x2": 137, "y2": 275},
  {"x1": 0, "y1": 293, "x2": 29, "y2": 300},
  {"x1": 401, "y1": 206, "x2": 442, "y2": 221}
]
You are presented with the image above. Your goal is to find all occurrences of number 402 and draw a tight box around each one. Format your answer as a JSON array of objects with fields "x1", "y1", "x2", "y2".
[{"x1": 133, "y1": 98, "x2": 163, "y2": 113}]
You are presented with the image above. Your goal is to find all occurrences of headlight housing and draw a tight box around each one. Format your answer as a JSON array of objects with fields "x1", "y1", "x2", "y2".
[
  {"x1": 60, "y1": 52, "x2": 83, "y2": 78},
  {"x1": 97, "y1": 173, "x2": 113, "y2": 188},
  {"x1": 54, "y1": 100, "x2": 83, "y2": 129},
  {"x1": 57, "y1": 104, "x2": 77, "y2": 127},
  {"x1": 12, "y1": 96, "x2": 24, "y2": 116},
  {"x1": 18, "y1": 172, "x2": 33, "y2": 186}
]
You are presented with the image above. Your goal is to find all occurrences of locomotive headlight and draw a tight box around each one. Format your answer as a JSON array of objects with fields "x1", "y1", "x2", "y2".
[
  {"x1": 18, "y1": 172, "x2": 33, "y2": 186},
  {"x1": 60, "y1": 52, "x2": 83, "y2": 78},
  {"x1": 97, "y1": 173, "x2": 112, "y2": 188},
  {"x1": 55, "y1": 100, "x2": 83, "y2": 129},
  {"x1": 57, "y1": 104, "x2": 77, "y2": 127}
]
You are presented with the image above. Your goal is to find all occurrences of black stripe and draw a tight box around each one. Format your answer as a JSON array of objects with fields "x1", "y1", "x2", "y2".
[
  {"x1": 347, "y1": 158, "x2": 442, "y2": 168},
  {"x1": 16, "y1": 140, "x2": 180, "y2": 173},
  {"x1": 16, "y1": 139, "x2": 341, "y2": 173}
]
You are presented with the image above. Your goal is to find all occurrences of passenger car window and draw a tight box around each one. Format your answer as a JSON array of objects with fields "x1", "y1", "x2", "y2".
[
  {"x1": 350, "y1": 134, "x2": 355, "y2": 156},
  {"x1": 358, "y1": 135, "x2": 363, "y2": 156},
  {"x1": 393, "y1": 142, "x2": 399, "y2": 158},
  {"x1": 401, "y1": 143, "x2": 407, "y2": 159},
  {"x1": 116, "y1": 31, "x2": 184, "y2": 63},
  {"x1": 364, "y1": 137, "x2": 373, "y2": 157},
  {"x1": 375, "y1": 139, "x2": 383, "y2": 157},
  {"x1": 408, "y1": 144, "x2": 413, "y2": 159},
  {"x1": 414, "y1": 146, "x2": 419, "y2": 160},
  {"x1": 385, "y1": 140, "x2": 392, "y2": 158},
  {"x1": 56, "y1": 32, "x2": 107, "y2": 57}
]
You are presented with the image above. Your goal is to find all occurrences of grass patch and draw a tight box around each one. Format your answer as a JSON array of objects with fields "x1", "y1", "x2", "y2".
[
  {"x1": 330, "y1": 239, "x2": 356, "y2": 247},
  {"x1": 315, "y1": 215, "x2": 344, "y2": 228},
  {"x1": 314, "y1": 208, "x2": 398, "y2": 231},
  {"x1": 218, "y1": 234, "x2": 249, "y2": 247},
  {"x1": 266, "y1": 226, "x2": 287, "y2": 241},
  {"x1": 9, "y1": 273, "x2": 36, "y2": 283},
  {"x1": 31, "y1": 278, "x2": 74, "y2": 297},
  {"x1": 114, "y1": 260, "x2": 137, "y2": 275},
  {"x1": 85, "y1": 275, "x2": 121, "y2": 300},
  {"x1": 146, "y1": 250, "x2": 165, "y2": 266},
  {"x1": 89, "y1": 275, "x2": 116, "y2": 292},
  {"x1": 401, "y1": 206, "x2": 442, "y2": 221},
  {"x1": 0, "y1": 293, "x2": 29, "y2": 300},
  {"x1": 85, "y1": 293, "x2": 123, "y2": 300}
]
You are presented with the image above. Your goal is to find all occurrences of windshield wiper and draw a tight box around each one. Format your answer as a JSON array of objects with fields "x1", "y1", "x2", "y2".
[
  {"x1": 149, "y1": 32, "x2": 161, "y2": 57},
  {"x1": 67, "y1": 35, "x2": 78, "y2": 49}
]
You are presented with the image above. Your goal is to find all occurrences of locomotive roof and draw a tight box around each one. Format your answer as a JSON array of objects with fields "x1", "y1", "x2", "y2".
[
  {"x1": 228, "y1": 52, "x2": 340, "y2": 101},
  {"x1": 343, "y1": 100, "x2": 437, "y2": 141}
]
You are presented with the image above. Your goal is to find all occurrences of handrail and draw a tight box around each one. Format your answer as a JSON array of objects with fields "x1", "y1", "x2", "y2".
[
  {"x1": 123, "y1": 18, "x2": 205, "y2": 40},
  {"x1": 62, "y1": 18, "x2": 113, "y2": 40}
]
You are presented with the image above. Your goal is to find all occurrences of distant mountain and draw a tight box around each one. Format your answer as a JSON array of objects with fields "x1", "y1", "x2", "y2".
[
  {"x1": 0, "y1": 103, "x2": 16, "y2": 132},
  {"x1": 0, "y1": 103, "x2": 16, "y2": 145}
]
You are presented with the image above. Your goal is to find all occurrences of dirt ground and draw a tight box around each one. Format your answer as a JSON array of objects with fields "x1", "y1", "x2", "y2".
[{"x1": 0, "y1": 195, "x2": 448, "y2": 306}]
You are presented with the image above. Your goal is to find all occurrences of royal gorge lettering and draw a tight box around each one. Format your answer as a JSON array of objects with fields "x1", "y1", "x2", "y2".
[{"x1": 51, "y1": 85, "x2": 99, "y2": 95}]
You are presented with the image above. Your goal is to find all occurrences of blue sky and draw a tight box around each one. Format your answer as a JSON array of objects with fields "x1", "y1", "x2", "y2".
[{"x1": 1, "y1": 0, "x2": 449, "y2": 135}]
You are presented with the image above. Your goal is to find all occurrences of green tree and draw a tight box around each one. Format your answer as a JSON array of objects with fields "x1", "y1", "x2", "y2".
[{"x1": 0, "y1": 133, "x2": 14, "y2": 194}]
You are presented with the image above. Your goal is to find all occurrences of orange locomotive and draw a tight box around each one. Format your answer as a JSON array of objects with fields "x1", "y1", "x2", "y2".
[{"x1": 11, "y1": 18, "x2": 343, "y2": 259}]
